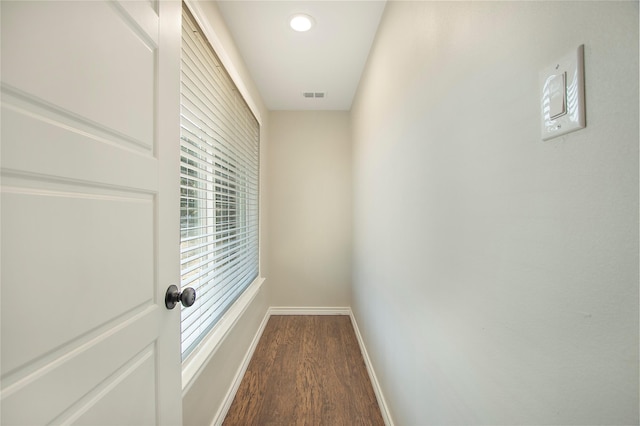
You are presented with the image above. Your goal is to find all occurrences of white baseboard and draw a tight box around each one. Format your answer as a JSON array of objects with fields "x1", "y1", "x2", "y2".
[
  {"x1": 210, "y1": 309, "x2": 271, "y2": 426},
  {"x1": 349, "y1": 311, "x2": 395, "y2": 426},
  {"x1": 212, "y1": 306, "x2": 394, "y2": 426},
  {"x1": 268, "y1": 306, "x2": 351, "y2": 315}
]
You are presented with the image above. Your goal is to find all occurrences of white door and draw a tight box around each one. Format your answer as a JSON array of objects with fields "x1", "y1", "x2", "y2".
[{"x1": 1, "y1": 1, "x2": 183, "y2": 424}]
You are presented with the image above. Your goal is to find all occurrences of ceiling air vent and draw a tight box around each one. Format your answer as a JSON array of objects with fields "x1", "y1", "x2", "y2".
[{"x1": 302, "y1": 91, "x2": 326, "y2": 99}]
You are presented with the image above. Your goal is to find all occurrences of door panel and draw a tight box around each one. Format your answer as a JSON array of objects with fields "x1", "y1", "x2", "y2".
[
  {"x1": 1, "y1": 308, "x2": 159, "y2": 425},
  {"x1": 1, "y1": 1, "x2": 156, "y2": 147},
  {"x1": 1, "y1": 1, "x2": 182, "y2": 424},
  {"x1": 69, "y1": 347, "x2": 158, "y2": 426},
  {"x1": 1, "y1": 181, "x2": 154, "y2": 375}
]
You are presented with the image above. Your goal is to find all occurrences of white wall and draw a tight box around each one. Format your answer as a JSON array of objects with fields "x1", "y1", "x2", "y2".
[
  {"x1": 351, "y1": 1, "x2": 639, "y2": 424},
  {"x1": 181, "y1": 1, "x2": 271, "y2": 424},
  {"x1": 267, "y1": 111, "x2": 352, "y2": 307}
]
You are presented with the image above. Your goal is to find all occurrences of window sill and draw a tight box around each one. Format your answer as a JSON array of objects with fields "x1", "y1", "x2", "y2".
[{"x1": 181, "y1": 276, "x2": 265, "y2": 395}]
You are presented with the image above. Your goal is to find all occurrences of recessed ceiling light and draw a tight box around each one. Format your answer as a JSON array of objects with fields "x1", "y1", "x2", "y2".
[{"x1": 289, "y1": 14, "x2": 314, "y2": 32}]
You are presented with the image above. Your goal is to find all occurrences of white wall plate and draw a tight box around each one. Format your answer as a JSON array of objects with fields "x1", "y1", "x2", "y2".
[{"x1": 539, "y1": 45, "x2": 586, "y2": 141}]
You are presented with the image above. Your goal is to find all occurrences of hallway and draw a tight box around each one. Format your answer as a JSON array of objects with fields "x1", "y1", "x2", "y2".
[{"x1": 1, "y1": 1, "x2": 637, "y2": 424}]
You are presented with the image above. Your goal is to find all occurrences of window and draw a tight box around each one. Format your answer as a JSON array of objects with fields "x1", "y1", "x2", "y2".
[{"x1": 180, "y1": 5, "x2": 259, "y2": 361}]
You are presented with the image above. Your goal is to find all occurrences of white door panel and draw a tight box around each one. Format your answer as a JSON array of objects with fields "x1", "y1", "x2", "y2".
[
  {"x1": 69, "y1": 348, "x2": 158, "y2": 426},
  {"x1": 1, "y1": 307, "x2": 159, "y2": 425},
  {"x1": 1, "y1": 181, "x2": 154, "y2": 376},
  {"x1": 2, "y1": 1, "x2": 156, "y2": 147},
  {"x1": 1, "y1": 1, "x2": 182, "y2": 424}
]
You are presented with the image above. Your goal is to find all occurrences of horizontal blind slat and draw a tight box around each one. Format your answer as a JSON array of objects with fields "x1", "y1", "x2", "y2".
[
  {"x1": 180, "y1": 233, "x2": 258, "y2": 277},
  {"x1": 180, "y1": 252, "x2": 258, "y2": 327},
  {"x1": 181, "y1": 256, "x2": 258, "y2": 334},
  {"x1": 183, "y1": 255, "x2": 257, "y2": 330}
]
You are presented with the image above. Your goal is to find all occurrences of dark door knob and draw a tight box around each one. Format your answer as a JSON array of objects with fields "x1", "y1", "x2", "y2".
[{"x1": 165, "y1": 285, "x2": 196, "y2": 309}]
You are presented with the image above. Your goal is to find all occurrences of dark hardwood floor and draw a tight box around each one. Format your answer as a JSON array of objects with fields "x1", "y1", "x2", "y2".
[{"x1": 223, "y1": 315, "x2": 385, "y2": 426}]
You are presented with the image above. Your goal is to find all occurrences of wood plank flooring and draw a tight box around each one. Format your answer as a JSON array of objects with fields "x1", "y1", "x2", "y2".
[{"x1": 223, "y1": 315, "x2": 385, "y2": 426}]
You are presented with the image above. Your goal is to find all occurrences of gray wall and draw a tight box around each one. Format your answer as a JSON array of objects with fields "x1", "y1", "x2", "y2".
[
  {"x1": 267, "y1": 111, "x2": 352, "y2": 308},
  {"x1": 350, "y1": 1, "x2": 639, "y2": 424}
]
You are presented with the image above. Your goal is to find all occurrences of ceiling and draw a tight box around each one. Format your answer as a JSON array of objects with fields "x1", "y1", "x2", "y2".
[{"x1": 216, "y1": 1, "x2": 387, "y2": 111}]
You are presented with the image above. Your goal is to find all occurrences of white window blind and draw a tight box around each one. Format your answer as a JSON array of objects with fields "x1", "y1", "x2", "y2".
[{"x1": 180, "y1": 6, "x2": 259, "y2": 361}]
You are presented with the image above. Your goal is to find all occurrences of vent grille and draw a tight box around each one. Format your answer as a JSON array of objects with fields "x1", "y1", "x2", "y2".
[{"x1": 302, "y1": 91, "x2": 326, "y2": 99}]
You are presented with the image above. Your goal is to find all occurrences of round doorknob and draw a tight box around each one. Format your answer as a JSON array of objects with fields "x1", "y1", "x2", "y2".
[{"x1": 165, "y1": 285, "x2": 196, "y2": 309}]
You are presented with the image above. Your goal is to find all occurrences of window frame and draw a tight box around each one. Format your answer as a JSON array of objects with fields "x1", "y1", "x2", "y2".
[{"x1": 180, "y1": 0, "x2": 264, "y2": 394}]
